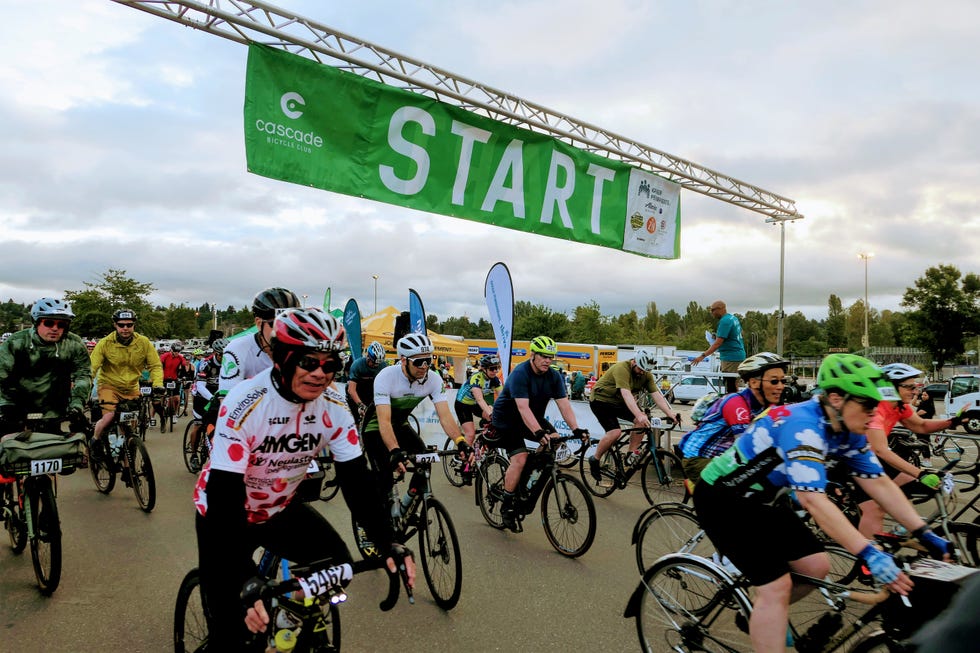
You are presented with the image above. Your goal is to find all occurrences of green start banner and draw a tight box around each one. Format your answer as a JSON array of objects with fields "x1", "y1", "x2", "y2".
[{"x1": 244, "y1": 44, "x2": 681, "y2": 259}]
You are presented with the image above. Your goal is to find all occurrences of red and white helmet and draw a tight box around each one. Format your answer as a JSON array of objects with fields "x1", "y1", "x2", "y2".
[{"x1": 272, "y1": 308, "x2": 346, "y2": 352}]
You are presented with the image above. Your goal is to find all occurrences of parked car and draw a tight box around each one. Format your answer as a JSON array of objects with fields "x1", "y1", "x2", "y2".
[
  {"x1": 924, "y1": 382, "x2": 948, "y2": 401},
  {"x1": 666, "y1": 375, "x2": 715, "y2": 405}
]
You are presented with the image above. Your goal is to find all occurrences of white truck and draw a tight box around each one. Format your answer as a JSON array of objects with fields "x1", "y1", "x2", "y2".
[{"x1": 946, "y1": 374, "x2": 980, "y2": 434}]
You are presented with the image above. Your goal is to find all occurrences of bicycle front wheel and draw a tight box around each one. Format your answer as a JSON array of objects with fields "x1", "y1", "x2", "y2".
[
  {"x1": 540, "y1": 473, "x2": 596, "y2": 557},
  {"x1": 578, "y1": 448, "x2": 617, "y2": 498},
  {"x1": 475, "y1": 454, "x2": 508, "y2": 529},
  {"x1": 938, "y1": 435, "x2": 980, "y2": 471},
  {"x1": 127, "y1": 435, "x2": 156, "y2": 512},
  {"x1": 632, "y1": 555, "x2": 753, "y2": 653},
  {"x1": 634, "y1": 504, "x2": 713, "y2": 575},
  {"x1": 28, "y1": 476, "x2": 62, "y2": 595},
  {"x1": 419, "y1": 497, "x2": 463, "y2": 610},
  {"x1": 174, "y1": 567, "x2": 209, "y2": 653},
  {"x1": 849, "y1": 630, "x2": 905, "y2": 653},
  {"x1": 641, "y1": 449, "x2": 687, "y2": 506},
  {"x1": 442, "y1": 436, "x2": 466, "y2": 487},
  {"x1": 182, "y1": 420, "x2": 201, "y2": 473},
  {"x1": 89, "y1": 438, "x2": 116, "y2": 495}
]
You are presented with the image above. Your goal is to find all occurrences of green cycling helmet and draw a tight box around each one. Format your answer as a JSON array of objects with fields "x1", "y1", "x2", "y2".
[
  {"x1": 817, "y1": 354, "x2": 898, "y2": 402},
  {"x1": 529, "y1": 336, "x2": 558, "y2": 356}
]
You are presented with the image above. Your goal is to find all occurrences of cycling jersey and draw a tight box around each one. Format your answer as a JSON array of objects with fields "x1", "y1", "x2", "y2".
[
  {"x1": 160, "y1": 351, "x2": 190, "y2": 380},
  {"x1": 194, "y1": 368, "x2": 361, "y2": 523},
  {"x1": 218, "y1": 333, "x2": 270, "y2": 395},
  {"x1": 364, "y1": 364, "x2": 446, "y2": 432},
  {"x1": 346, "y1": 356, "x2": 387, "y2": 404},
  {"x1": 0, "y1": 327, "x2": 92, "y2": 420},
  {"x1": 194, "y1": 358, "x2": 221, "y2": 403},
  {"x1": 589, "y1": 360, "x2": 656, "y2": 405},
  {"x1": 868, "y1": 401, "x2": 914, "y2": 435},
  {"x1": 700, "y1": 397, "x2": 884, "y2": 499},
  {"x1": 455, "y1": 370, "x2": 500, "y2": 406},
  {"x1": 90, "y1": 330, "x2": 163, "y2": 393},
  {"x1": 679, "y1": 388, "x2": 760, "y2": 459}
]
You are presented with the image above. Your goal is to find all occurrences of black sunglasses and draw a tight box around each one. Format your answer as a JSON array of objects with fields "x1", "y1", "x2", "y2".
[
  {"x1": 410, "y1": 357, "x2": 433, "y2": 369},
  {"x1": 486, "y1": 365, "x2": 501, "y2": 371},
  {"x1": 297, "y1": 356, "x2": 343, "y2": 374},
  {"x1": 115, "y1": 322, "x2": 135, "y2": 328},
  {"x1": 40, "y1": 319, "x2": 69, "y2": 329},
  {"x1": 761, "y1": 378, "x2": 786, "y2": 386}
]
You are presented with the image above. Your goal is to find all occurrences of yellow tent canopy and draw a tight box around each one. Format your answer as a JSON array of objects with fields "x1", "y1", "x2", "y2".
[{"x1": 360, "y1": 306, "x2": 469, "y2": 359}]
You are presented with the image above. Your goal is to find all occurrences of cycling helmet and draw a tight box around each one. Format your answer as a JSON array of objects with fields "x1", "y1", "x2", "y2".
[
  {"x1": 31, "y1": 297, "x2": 75, "y2": 322},
  {"x1": 529, "y1": 336, "x2": 558, "y2": 356},
  {"x1": 113, "y1": 308, "x2": 137, "y2": 322},
  {"x1": 817, "y1": 354, "x2": 898, "y2": 402},
  {"x1": 633, "y1": 348, "x2": 655, "y2": 372},
  {"x1": 252, "y1": 287, "x2": 301, "y2": 320},
  {"x1": 192, "y1": 348, "x2": 205, "y2": 356},
  {"x1": 738, "y1": 352, "x2": 789, "y2": 379},
  {"x1": 396, "y1": 333, "x2": 433, "y2": 358},
  {"x1": 366, "y1": 341, "x2": 386, "y2": 362},
  {"x1": 171, "y1": 342, "x2": 184, "y2": 353},
  {"x1": 879, "y1": 363, "x2": 924, "y2": 383},
  {"x1": 272, "y1": 308, "x2": 346, "y2": 352},
  {"x1": 210, "y1": 339, "x2": 229, "y2": 356},
  {"x1": 479, "y1": 354, "x2": 501, "y2": 368}
]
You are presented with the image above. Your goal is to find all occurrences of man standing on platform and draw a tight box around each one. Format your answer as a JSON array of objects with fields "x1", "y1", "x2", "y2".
[{"x1": 691, "y1": 300, "x2": 745, "y2": 393}]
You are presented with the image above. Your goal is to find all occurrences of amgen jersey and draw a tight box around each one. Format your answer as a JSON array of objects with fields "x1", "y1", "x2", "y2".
[{"x1": 194, "y1": 368, "x2": 361, "y2": 523}]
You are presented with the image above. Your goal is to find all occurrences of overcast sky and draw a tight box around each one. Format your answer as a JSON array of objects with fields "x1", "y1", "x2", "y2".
[{"x1": 1, "y1": 0, "x2": 977, "y2": 325}]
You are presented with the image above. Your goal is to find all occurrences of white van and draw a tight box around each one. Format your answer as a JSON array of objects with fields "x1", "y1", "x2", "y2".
[{"x1": 946, "y1": 374, "x2": 980, "y2": 434}]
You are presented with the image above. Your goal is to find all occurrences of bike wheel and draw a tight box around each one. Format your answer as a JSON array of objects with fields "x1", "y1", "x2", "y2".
[
  {"x1": 850, "y1": 630, "x2": 905, "y2": 653},
  {"x1": 89, "y1": 440, "x2": 116, "y2": 495},
  {"x1": 634, "y1": 504, "x2": 713, "y2": 575},
  {"x1": 4, "y1": 484, "x2": 27, "y2": 553},
  {"x1": 939, "y1": 435, "x2": 980, "y2": 471},
  {"x1": 641, "y1": 449, "x2": 687, "y2": 506},
  {"x1": 138, "y1": 405, "x2": 149, "y2": 441},
  {"x1": 174, "y1": 567, "x2": 209, "y2": 653},
  {"x1": 28, "y1": 476, "x2": 62, "y2": 595},
  {"x1": 182, "y1": 420, "x2": 201, "y2": 473},
  {"x1": 945, "y1": 520, "x2": 980, "y2": 567},
  {"x1": 442, "y1": 436, "x2": 466, "y2": 488},
  {"x1": 540, "y1": 473, "x2": 596, "y2": 558},
  {"x1": 160, "y1": 402, "x2": 169, "y2": 433},
  {"x1": 475, "y1": 454, "x2": 508, "y2": 529},
  {"x1": 418, "y1": 497, "x2": 463, "y2": 610},
  {"x1": 790, "y1": 546, "x2": 872, "y2": 640},
  {"x1": 318, "y1": 456, "x2": 340, "y2": 502},
  {"x1": 631, "y1": 555, "x2": 753, "y2": 653},
  {"x1": 127, "y1": 434, "x2": 157, "y2": 512},
  {"x1": 578, "y1": 449, "x2": 617, "y2": 498}
]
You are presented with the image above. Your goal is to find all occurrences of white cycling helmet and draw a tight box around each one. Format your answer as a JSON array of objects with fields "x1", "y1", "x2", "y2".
[
  {"x1": 396, "y1": 333, "x2": 433, "y2": 358},
  {"x1": 31, "y1": 297, "x2": 75, "y2": 322},
  {"x1": 633, "y1": 349, "x2": 656, "y2": 372},
  {"x1": 879, "y1": 363, "x2": 923, "y2": 382},
  {"x1": 738, "y1": 352, "x2": 789, "y2": 379}
]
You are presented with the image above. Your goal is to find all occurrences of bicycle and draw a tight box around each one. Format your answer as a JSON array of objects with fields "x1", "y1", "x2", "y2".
[
  {"x1": 579, "y1": 417, "x2": 687, "y2": 506},
  {"x1": 160, "y1": 380, "x2": 180, "y2": 433},
  {"x1": 136, "y1": 385, "x2": 155, "y2": 441},
  {"x1": 442, "y1": 423, "x2": 505, "y2": 488},
  {"x1": 181, "y1": 417, "x2": 210, "y2": 474},
  {"x1": 88, "y1": 399, "x2": 156, "y2": 512},
  {"x1": 475, "y1": 434, "x2": 597, "y2": 557},
  {"x1": 174, "y1": 546, "x2": 411, "y2": 653},
  {"x1": 353, "y1": 448, "x2": 463, "y2": 609},
  {"x1": 178, "y1": 379, "x2": 192, "y2": 418},
  {"x1": 891, "y1": 425, "x2": 980, "y2": 472},
  {"x1": 0, "y1": 414, "x2": 86, "y2": 595}
]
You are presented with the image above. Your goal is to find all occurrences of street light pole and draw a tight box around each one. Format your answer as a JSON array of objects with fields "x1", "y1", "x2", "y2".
[
  {"x1": 372, "y1": 275, "x2": 379, "y2": 314},
  {"x1": 765, "y1": 216, "x2": 801, "y2": 355},
  {"x1": 302, "y1": 294, "x2": 308, "y2": 308},
  {"x1": 858, "y1": 252, "x2": 874, "y2": 350}
]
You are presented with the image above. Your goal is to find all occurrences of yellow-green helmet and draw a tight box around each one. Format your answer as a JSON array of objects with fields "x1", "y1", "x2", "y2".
[
  {"x1": 529, "y1": 336, "x2": 558, "y2": 356},
  {"x1": 817, "y1": 354, "x2": 898, "y2": 402}
]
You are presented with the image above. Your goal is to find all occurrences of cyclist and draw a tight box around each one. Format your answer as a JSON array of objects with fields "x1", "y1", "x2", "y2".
[
  {"x1": 0, "y1": 298, "x2": 91, "y2": 436},
  {"x1": 160, "y1": 341, "x2": 193, "y2": 424},
  {"x1": 692, "y1": 354, "x2": 952, "y2": 653},
  {"x1": 90, "y1": 309, "x2": 163, "y2": 455},
  {"x1": 345, "y1": 340, "x2": 388, "y2": 419},
  {"x1": 187, "y1": 338, "x2": 229, "y2": 471},
  {"x1": 218, "y1": 287, "x2": 301, "y2": 395},
  {"x1": 455, "y1": 354, "x2": 502, "y2": 444},
  {"x1": 362, "y1": 333, "x2": 472, "y2": 509},
  {"x1": 854, "y1": 362, "x2": 970, "y2": 538},
  {"x1": 194, "y1": 307, "x2": 414, "y2": 649},
  {"x1": 586, "y1": 348, "x2": 680, "y2": 484},
  {"x1": 678, "y1": 352, "x2": 788, "y2": 484},
  {"x1": 491, "y1": 336, "x2": 587, "y2": 532}
]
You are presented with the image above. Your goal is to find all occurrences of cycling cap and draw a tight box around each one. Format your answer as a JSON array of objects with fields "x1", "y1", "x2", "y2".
[
  {"x1": 529, "y1": 336, "x2": 558, "y2": 356},
  {"x1": 171, "y1": 342, "x2": 183, "y2": 353},
  {"x1": 738, "y1": 352, "x2": 789, "y2": 379},
  {"x1": 879, "y1": 363, "x2": 924, "y2": 383},
  {"x1": 272, "y1": 308, "x2": 346, "y2": 352},
  {"x1": 479, "y1": 354, "x2": 501, "y2": 368},
  {"x1": 396, "y1": 333, "x2": 433, "y2": 358},
  {"x1": 252, "y1": 287, "x2": 301, "y2": 320},
  {"x1": 210, "y1": 338, "x2": 229, "y2": 356},
  {"x1": 817, "y1": 354, "x2": 898, "y2": 402},
  {"x1": 113, "y1": 308, "x2": 137, "y2": 322},
  {"x1": 31, "y1": 297, "x2": 74, "y2": 322},
  {"x1": 633, "y1": 348, "x2": 655, "y2": 372},
  {"x1": 366, "y1": 341, "x2": 386, "y2": 362}
]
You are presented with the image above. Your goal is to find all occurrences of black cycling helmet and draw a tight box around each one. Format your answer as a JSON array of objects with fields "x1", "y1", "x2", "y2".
[
  {"x1": 113, "y1": 308, "x2": 137, "y2": 322},
  {"x1": 252, "y1": 287, "x2": 301, "y2": 321}
]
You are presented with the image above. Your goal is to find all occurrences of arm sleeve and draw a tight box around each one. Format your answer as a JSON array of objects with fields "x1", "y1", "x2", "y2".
[{"x1": 202, "y1": 469, "x2": 248, "y2": 541}]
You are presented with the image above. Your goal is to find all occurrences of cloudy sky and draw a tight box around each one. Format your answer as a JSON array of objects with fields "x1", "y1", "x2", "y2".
[{"x1": 1, "y1": 0, "x2": 977, "y2": 324}]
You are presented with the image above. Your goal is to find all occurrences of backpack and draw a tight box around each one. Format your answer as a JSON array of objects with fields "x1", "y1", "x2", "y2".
[{"x1": 690, "y1": 392, "x2": 722, "y2": 424}]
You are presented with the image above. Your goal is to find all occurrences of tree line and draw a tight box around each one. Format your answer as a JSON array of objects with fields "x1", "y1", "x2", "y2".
[{"x1": 2, "y1": 265, "x2": 977, "y2": 368}]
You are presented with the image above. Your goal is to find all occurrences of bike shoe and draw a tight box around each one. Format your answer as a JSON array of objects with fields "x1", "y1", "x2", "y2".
[
  {"x1": 588, "y1": 456, "x2": 602, "y2": 482},
  {"x1": 189, "y1": 454, "x2": 200, "y2": 472},
  {"x1": 501, "y1": 507, "x2": 522, "y2": 533},
  {"x1": 88, "y1": 438, "x2": 106, "y2": 462},
  {"x1": 460, "y1": 470, "x2": 474, "y2": 486}
]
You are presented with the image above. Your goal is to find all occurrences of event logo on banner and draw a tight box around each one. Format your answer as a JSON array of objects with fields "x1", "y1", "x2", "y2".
[
  {"x1": 484, "y1": 262, "x2": 514, "y2": 380},
  {"x1": 244, "y1": 44, "x2": 681, "y2": 260},
  {"x1": 343, "y1": 298, "x2": 362, "y2": 360}
]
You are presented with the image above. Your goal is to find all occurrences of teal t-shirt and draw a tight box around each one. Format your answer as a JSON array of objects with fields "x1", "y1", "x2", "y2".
[{"x1": 715, "y1": 313, "x2": 746, "y2": 362}]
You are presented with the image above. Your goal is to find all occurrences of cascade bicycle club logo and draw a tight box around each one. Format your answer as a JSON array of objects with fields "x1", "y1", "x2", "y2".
[{"x1": 252, "y1": 90, "x2": 324, "y2": 153}]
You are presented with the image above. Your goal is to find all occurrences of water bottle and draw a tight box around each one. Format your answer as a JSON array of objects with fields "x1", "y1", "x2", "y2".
[
  {"x1": 400, "y1": 488, "x2": 415, "y2": 511},
  {"x1": 526, "y1": 468, "x2": 541, "y2": 490},
  {"x1": 271, "y1": 627, "x2": 298, "y2": 652},
  {"x1": 108, "y1": 433, "x2": 123, "y2": 458},
  {"x1": 389, "y1": 492, "x2": 402, "y2": 522}
]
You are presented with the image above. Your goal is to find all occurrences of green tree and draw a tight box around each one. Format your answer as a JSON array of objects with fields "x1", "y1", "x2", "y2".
[
  {"x1": 826, "y1": 294, "x2": 846, "y2": 348},
  {"x1": 65, "y1": 269, "x2": 158, "y2": 338},
  {"x1": 513, "y1": 301, "x2": 569, "y2": 341},
  {"x1": 164, "y1": 304, "x2": 200, "y2": 339},
  {"x1": 567, "y1": 301, "x2": 622, "y2": 345},
  {"x1": 901, "y1": 264, "x2": 980, "y2": 368},
  {"x1": 0, "y1": 299, "x2": 31, "y2": 334}
]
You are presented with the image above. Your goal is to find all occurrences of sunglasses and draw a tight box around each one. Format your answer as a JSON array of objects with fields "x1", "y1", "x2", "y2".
[
  {"x1": 296, "y1": 356, "x2": 343, "y2": 374},
  {"x1": 115, "y1": 322, "x2": 135, "y2": 328},
  {"x1": 486, "y1": 366, "x2": 501, "y2": 371},
  {"x1": 410, "y1": 357, "x2": 433, "y2": 368},
  {"x1": 760, "y1": 378, "x2": 786, "y2": 386},
  {"x1": 40, "y1": 319, "x2": 69, "y2": 329}
]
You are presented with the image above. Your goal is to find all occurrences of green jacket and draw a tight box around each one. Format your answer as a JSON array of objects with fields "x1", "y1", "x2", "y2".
[{"x1": 0, "y1": 328, "x2": 93, "y2": 419}]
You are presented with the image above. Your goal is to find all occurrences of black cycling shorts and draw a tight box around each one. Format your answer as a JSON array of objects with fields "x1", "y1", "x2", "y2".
[
  {"x1": 589, "y1": 400, "x2": 636, "y2": 433},
  {"x1": 454, "y1": 400, "x2": 483, "y2": 425},
  {"x1": 493, "y1": 419, "x2": 556, "y2": 456}
]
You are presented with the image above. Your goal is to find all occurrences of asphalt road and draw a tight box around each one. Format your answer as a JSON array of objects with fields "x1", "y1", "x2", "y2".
[{"x1": 1, "y1": 413, "x2": 667, "y2": 653}]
